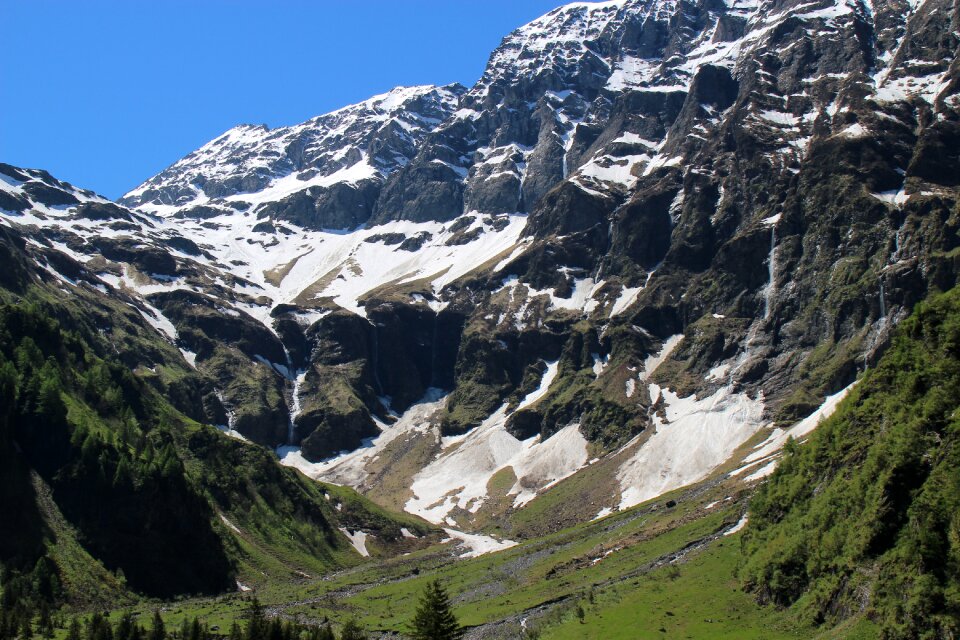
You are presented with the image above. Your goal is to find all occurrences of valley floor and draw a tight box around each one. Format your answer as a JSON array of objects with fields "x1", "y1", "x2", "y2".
[{"x1": 75, "y1": 471, "x2": 873, "y2": 640}]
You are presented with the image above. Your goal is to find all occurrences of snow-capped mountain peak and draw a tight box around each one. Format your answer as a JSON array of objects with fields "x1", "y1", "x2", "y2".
[{"x1": 121, "y1": 83, "x2": 466, "y2": 223}]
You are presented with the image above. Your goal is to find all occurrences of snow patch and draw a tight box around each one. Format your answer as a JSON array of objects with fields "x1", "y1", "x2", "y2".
[
  {"x1": 741, "y1": 381, "x2": 857, "y2": 467},
  {"x1": 641, "y1": 334, "x2": 683, "y2": 380},
  {"x1": 219, "y1": 513, "x2": 242, "y2": 534},
  {"x1": 744, "y1": 460, "x2": 777, "y2": 481},
  {"x1": 593, "y1": 507, "x2": 613, "y2": 520},
  {"x1": 406, "y1": 374, "x2": 588, "y2": 522},
  {"x1": 339, "y1": 528, "x2": 370, "y2": 557},
  {"x1": 724, "y1": 514, "x2": 748, "y2": 536},
  {"x1": 442, "y1": 529, "x2": 517, "y2": 558},
  {"x1": 279, "y1": 388, "x2": 446, "y2": 486},
  {"x1": 617, "y1": 384, "x2": 766, "y2": 510}
]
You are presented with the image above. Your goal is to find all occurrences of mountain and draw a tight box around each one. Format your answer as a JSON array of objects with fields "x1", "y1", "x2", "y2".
[
  {"x1": 0, "y1": 203, "x2": 435, "y2": 607},
  {"x1": 121, "y1": 84, "x2": 466, "y2": 228},
  {"x1": 1, "y1": 0, "x2": 959, "y2": 635},
  {"x1": 113, "y1": 0, "x2": 960, "y2": 523}
]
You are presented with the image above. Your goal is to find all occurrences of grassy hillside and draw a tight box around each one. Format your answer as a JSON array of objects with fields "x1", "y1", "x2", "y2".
[{"x1": 742, "y1": 287, "x2": 960, "y2": 638}]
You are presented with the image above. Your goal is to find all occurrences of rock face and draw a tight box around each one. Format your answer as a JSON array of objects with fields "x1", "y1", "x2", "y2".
[
  {"x1": 121, "y1": 84, "x2": 466, "y2": 229},
  {"x1": 3, "y1": 0, "x2": 960, "y2": 519}
]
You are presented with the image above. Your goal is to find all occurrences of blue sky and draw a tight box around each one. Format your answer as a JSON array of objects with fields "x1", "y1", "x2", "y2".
[{"x1": 0, "y1": 0, "x2": 565, "y2": 199}]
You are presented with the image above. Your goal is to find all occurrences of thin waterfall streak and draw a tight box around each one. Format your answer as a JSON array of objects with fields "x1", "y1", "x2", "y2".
[{"x1": 764, "y1": 226, "x2": 777, "y2": 320}]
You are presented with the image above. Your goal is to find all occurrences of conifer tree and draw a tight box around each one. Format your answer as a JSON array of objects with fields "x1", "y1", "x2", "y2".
[
  {"x1": 410, "y1": 580, "x2": 462, "y2": 640},
  {"x1": 315, "y1": 625, "x2": 334, "y2": 640},
  {"x1": 148, "y1": 611, "x2": 164, "y2": 640},
  {"x1": 65, "y1": 618, "x2": 82, "y2": 640},
  {"x1": 339, "y1": 618, "x2": 365, "y2": 640},
  {"x1": 244, "y1": 598, "x2": 266, "y2": 640}
]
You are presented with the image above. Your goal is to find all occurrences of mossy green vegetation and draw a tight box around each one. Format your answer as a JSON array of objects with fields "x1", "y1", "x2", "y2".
[
  {"x1": 0, "y1": 234, "x2": 435, "y2": 616},
  {"x1": 742, "y1": 287, "x2": 960, "y2": 638}
]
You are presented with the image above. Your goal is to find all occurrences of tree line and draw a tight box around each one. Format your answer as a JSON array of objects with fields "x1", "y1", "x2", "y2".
[{"x1": 0, "y1": 580, "x2": 465, "y2": 640}]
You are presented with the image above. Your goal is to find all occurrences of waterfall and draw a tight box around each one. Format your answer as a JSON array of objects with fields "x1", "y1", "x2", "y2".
[
  {"x1": 879, "y1": 279, "x2": 887, "y2": 320},
  {"x1": 215, "y1": 390, "x2": 236, "y2": 431},
  {"x1": 287, "y1": 369, "x2": 306, "y2": 445},
  {"x1": 764, "y1": 226, "x2": 777, "y2": 320},
  {"x1": 280, "y1": 345, "x2": 305, "y2": 445}
]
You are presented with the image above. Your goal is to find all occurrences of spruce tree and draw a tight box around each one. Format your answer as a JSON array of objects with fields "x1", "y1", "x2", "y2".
[
  {"x1": 409, "y1": 580, "x2": 462, "y2": 640},
  {"x1": 244, "y1": 598, "x2": 266, "y2": 640},
  {"x1": 65, "y1": 618, "x2": 82, "y2": 640},
  {"x1": 148, "y1": 611, "x2": 164, "y2": 640},
  {"x1": 339, "y1": 619, "x2": 365, "y2": 640},
  {"x1": 315, "y1": 625, "x2": 334, "y2": 640}
]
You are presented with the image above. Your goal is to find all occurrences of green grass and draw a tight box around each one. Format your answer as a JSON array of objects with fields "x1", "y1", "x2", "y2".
[
  {"x1": 543, "y1": 538, "x2": 802, "y2": 639},
  {"x1": 742, "y1": 287, "x2": 960, "y2": 638}
]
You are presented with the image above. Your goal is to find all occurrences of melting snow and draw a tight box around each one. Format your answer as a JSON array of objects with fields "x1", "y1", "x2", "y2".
[
  {"x1": 516, "y1": 361, "x2": 560, "y2": 411},
  {"x1": 405, "y1": 363, "x2": 587, "y2": 522},
  {"x1": 871, "y1": 189, "x2": 909, "y2": 206},
  {"x1": 641, "y1": 334, "x2": 683, "y2": 380},
  {"x1": 738, "y1": 381, "x2": 858, "y2": 470},
  {"x1": 179, "y1": 349, "x2": 198, "y2": 368},
  {"x1": 744, "y1": 460, "x2": 777, "y2": 481},
  {"x1": 593, "y1": 507, "x2": 613, "y2": 520},
  {"x1": 441, "y1": 529, "x2": 517, "y2": 558},
  {"x1": 591, "y1": 353, "x2": 609, "y2": 377},
  {"x1": 609, "y1": 285, "x2": 642, "y2": 317},
  {"x1": 617, "y1": 384, "x2": 766, "y2": 510},
  {"x1": 724, "y1": 514, "x2": 748, "y2": 536},
  {"x1": 279, "y1": 388, "x2": 446, "y2": 486},
  {"x1": 219, "y1": 513, "x2": 242, "y2": 534},
  {"x1": 338, "y1": 528, "x2": 370, "y2": 557}
]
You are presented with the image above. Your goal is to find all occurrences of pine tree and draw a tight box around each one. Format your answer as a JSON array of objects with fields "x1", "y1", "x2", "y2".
[
  {"x1": 244, "y1": 598, "x2": 266, "y2": 640},
  {"x1": 409, "y1": 580, "x2": 462, "y2": 640},
  {"x1": 227, "y1": 621, "x2": 242, "y2": 640},
  {"x1": 114, "y1": 613, "x2": 136, "y2": 640},
  {"x1": 339, "y1": 619, "x2": 365, "y2": 640},
  {"x1": 188, "y1": 617, "x2": 203, "y2": 640},
  {"x1": 36, "y1": 603, "x2": 53, "y2": 639},
  {"x1": 148, "y1": 611, "x2": 164, "y2": 640},
  {"x1": 65, "y1": 618, "x2": 82, "y2": 640},
  {"x1": 19, "y1": 614, "x2": 33, "y2": 640}
]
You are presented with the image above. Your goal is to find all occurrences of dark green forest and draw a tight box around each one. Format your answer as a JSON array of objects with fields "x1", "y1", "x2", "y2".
[{"x1": 742, "y1": 287, "x2": 960, "y2": 638}]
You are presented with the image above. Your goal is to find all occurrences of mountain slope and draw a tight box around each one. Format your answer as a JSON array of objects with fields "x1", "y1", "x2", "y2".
[
  {"x1": 742, "y1": 286, "x2": 960, "y2": 638},
  {"x1": 121, "y1": 84, "x2": 466, "y2": 228},
  {"x1": 0, "y1": 222, "x2": 434, "y2": 608}
]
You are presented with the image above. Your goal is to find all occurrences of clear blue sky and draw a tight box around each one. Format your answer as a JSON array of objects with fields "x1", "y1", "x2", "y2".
[{"x1": 0, "y1": 0, "x2": 565, "y2": 199}]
